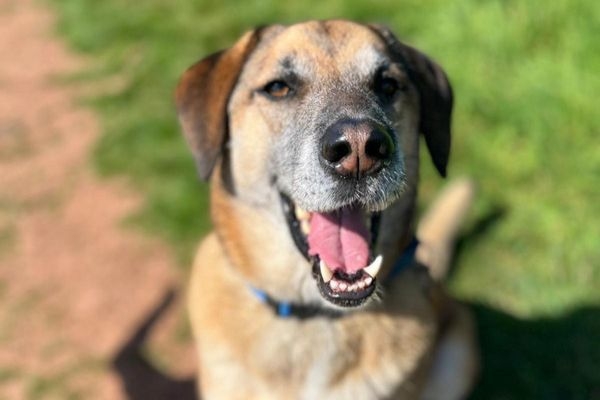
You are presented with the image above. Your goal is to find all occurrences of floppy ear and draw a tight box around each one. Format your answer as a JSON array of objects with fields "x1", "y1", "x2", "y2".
[
  {"x1": 175, "y1": 29, "x2": 262, "y2": 180},
  {"x1": 369, "y1": 25, "x2": 453, "y2": 177}
]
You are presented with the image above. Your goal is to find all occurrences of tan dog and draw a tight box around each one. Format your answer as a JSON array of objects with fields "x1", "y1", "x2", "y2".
[{"x1": 176, "y1": 20, "x2": 478, "y2": 399}]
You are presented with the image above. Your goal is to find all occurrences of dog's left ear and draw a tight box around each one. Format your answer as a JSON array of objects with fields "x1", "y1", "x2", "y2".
[
  {"x1": 175, "y1": 29, "x2": 262, "y2": 180},
  {"x1": 369, "y1": 25, "x2": 453, "y2": 177}
]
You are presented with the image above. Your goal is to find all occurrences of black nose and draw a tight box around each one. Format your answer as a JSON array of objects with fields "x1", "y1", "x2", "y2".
[{"x1": 320, "y1": 119, "x2": 394, "y2": 178}]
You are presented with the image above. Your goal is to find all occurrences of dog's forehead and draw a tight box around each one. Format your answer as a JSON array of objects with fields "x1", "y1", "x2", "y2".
[{"x1": 252, "y1": 21, "x2": 388, "y2": 77}]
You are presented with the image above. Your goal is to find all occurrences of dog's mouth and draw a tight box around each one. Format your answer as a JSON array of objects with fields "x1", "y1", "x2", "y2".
[{"x1": 281, "y1": 194, "x2": 381, "y2": 308}]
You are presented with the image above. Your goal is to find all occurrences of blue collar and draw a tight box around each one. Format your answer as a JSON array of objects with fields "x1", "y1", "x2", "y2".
[
  {"x1": 386, "y1": 237, "x2": 420, "y2": 281},
  {"x1": 249, "y1": 237, "x2": 420, "y2": 319}
]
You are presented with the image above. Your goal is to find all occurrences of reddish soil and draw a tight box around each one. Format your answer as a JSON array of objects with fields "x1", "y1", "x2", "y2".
[{"x1": 0, "y1": 0, "x2": 195, "y2": 398}]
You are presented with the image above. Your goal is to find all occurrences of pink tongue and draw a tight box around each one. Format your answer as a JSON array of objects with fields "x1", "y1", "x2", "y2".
[{"x1": 307, "y1": 208, "x2": 371, "y2": 274}]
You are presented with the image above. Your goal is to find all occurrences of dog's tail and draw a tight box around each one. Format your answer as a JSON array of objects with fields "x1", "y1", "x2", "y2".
[{"x1": 416, "y1": 178, "x2": 476, "y2": 281}]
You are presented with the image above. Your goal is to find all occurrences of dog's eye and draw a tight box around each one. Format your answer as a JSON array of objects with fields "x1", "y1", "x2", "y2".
[
  {"x1": 262, "y1": 80, "x2": 292, "y2": 99},
  {"x1": 375, "y1": 77, "x2": 400, "y2": 99}
]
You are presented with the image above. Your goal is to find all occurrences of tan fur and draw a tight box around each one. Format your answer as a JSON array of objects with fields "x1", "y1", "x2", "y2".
[
  {"x1": 179, "y1": 20, "x2": 478, "y2": 399},
  {"x1": 417, "y1": 178, "x2": 476, "y2": 280}
]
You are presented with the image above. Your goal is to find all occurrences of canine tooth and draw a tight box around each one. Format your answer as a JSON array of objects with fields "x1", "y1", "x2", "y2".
[
  {"x1": 300, "y1": 220, "x2": 310, "y2": 235},
  {"x1": 365, "y1": 276, "x2": 373, "y2": 286},
  {"x1": 319, "y1": 260, "x2": 334, "y2": 283},
  {"x1": 363, "y1": 255, "x2": 383, "y2": 279},
  {"x1": 295, "y1": 207, "x2": 310, "y2": 221}
]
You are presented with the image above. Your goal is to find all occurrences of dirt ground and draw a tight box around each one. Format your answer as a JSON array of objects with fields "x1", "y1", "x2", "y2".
[{"x1": 0, "y1": 0, "x2": 195, "y2": 398}]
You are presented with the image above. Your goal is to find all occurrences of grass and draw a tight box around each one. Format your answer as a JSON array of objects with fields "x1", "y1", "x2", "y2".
[{"x1": 47, "y1": 0, "x2": 600, "y2": 398}]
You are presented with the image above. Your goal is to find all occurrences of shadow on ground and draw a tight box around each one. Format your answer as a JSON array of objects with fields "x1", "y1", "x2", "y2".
[
  {"x1": 112, "y1": 208, "x2": 599, "y2": 400},
  {"x1": 112, "y1": 289, "x2": 196, "y2": 400},
  {"x1": 456, "y1": 206, "x2": 600, "y2": 399},
  {"x1": 469, "y1": 303, "x2": 600, "y2": 400}
]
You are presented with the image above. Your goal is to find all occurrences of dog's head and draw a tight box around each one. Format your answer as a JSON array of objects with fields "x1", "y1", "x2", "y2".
[{"x1": 176, "y1": 20, "x2": 452, "y2": 309}]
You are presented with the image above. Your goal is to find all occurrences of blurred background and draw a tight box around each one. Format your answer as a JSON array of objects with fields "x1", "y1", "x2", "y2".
[{"x1": 0, "y1": 0, "x2": 598, "y2": 398}]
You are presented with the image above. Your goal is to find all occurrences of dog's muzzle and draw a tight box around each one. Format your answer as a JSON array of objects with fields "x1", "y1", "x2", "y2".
[{"x1": 281, "y1": 194, "x2": 382, "y2": 308}]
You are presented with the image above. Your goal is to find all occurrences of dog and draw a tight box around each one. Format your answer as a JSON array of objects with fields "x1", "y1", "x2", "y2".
[{"x1": 176, "y1": 20, "x2": 478, "y2": 399}]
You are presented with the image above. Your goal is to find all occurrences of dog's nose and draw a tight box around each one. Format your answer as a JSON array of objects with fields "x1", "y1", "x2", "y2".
[{"x1": 320, "y1": 119, "x2": 394, "y2": 178}]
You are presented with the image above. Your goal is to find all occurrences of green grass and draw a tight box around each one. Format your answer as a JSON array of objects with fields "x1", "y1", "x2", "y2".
[{"x1": 48, "y1": 0, "x2": 600, "y2": 398}]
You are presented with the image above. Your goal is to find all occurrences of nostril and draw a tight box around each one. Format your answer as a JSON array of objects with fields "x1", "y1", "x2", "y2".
[
  {"x1": 322, "y1": 139, "x2": 351, "y2": 163},
  {"x1": 365, "y1": 129, "x2": 394, "y2": 161},
  {"x1": 321, "y1": 133, "x2": 352, "y2": 164}
]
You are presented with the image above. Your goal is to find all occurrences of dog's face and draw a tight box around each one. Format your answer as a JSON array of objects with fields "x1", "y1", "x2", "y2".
[{"x1": 176, "y1": 20, "x2": 452, "y2": 309}]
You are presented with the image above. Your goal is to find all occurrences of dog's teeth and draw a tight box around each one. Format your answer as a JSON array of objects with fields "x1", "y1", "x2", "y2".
[
  {"x1": 338, "y1": 282, "x2": 348, "y2": 291},
  {"x1": 365, "y1": 276, "x2": 373, "y2": 286},
  {"x1": 358, "y1": 280, "x2": 366, "y2": 289},
  {"x1": 363, "y1": 255, "x2": 383, "y2": 279},
  {"x1": 319, "y1": 260, "x2": 334, "y2": 283},
  {"x1": 300, "y1": 220, "x2": 310, "y2": 235},
  {"x1": 295, "y1": 207, "x2": 310, "y2": 221},
  {"x1": 330, "y1": 280, "x2": 339, "y2": 291}
]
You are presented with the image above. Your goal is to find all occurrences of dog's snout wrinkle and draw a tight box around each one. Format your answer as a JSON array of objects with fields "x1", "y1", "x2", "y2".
[{"x1": 320, "y1": 118, "x2": 394, "y2": 179}]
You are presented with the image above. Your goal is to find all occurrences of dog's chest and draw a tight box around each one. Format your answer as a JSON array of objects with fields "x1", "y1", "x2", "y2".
[
  {"x1": 202, "y1": 309, "x2": 436, "y2": 400},
  {"x1": 301, "y1": 319, "x2": 435, "y2": 400}
]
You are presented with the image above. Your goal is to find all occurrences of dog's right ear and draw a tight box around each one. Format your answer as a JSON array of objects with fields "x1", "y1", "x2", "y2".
[{"x1": 175, "y1": 30, "x2": 262, "y2": 180}]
